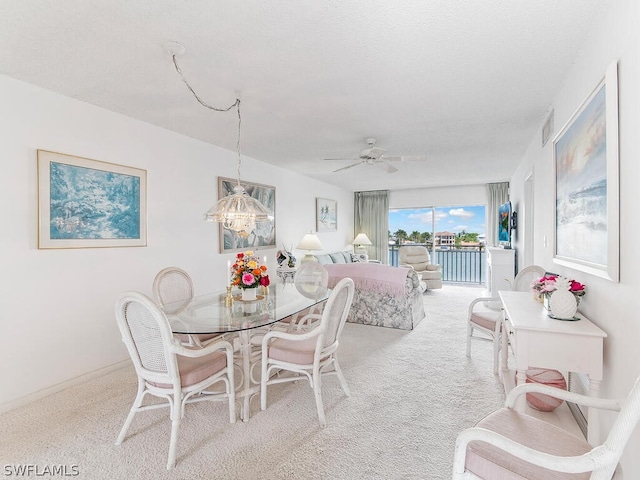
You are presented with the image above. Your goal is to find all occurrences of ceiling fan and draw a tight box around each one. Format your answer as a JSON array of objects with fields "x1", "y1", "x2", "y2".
[{"x1": 325, "y1": 138, "x2": 426, "y2": 174}]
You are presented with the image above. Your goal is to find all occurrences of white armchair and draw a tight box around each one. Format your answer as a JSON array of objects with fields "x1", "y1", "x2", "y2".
[
  {"x1": 398, "y1": 245, "x2": 442, "y2": 290},
  {"x1": 452, "y1": 376, "x2": 640, "y2": 479}
]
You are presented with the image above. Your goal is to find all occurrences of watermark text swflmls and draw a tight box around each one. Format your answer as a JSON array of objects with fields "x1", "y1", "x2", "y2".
[{"x1": 3, "y1": 465, "x2": 79, "y2": 477}]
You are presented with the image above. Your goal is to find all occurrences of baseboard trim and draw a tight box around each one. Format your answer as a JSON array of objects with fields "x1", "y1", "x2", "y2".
[{"x1": 0, "y1": 359, "x2": 132, "y2": 415}]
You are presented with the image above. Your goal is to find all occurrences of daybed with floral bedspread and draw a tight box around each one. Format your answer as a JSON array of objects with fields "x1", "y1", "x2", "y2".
[{"x1": 322, "y1": 262, "x2": 425, "y2": 330}]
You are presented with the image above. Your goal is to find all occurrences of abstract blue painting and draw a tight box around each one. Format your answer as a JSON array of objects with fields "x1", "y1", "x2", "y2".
[
  {"x1": 38, "y1": 150, "x2": 147, "y2": 248},
  {"x1": 555, "y1": 85, "x2": 607, "y2": 265},
  {"x1": 553, "y1": 61, "x2": 619, "y2": 282}
]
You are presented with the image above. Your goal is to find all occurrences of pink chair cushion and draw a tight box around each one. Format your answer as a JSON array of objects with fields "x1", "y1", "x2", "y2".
[
  {"x1": 268, "y1": 336, "x2": 319, "y2": 365},
  {"x1": 197, "y1": 333, "x2": 222, "y2": 343},
  {"x1": 150, "y1": 350, "x2": 227, "y2": 388},
  {"x1": 524, "y1": 368, "x2": 567, "y2": 412},
  {"x1": 470, "y1": 311, "x2": 502, "y2": 331},
  {"x1": 466, "y1": 408, "x2": 592, "y2": 480}
]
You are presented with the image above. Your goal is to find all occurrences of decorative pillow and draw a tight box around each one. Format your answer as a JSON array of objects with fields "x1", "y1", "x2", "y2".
[
  {"x1": 314, "y1": 254, "x2": 333, "y2": 265},
  {"x1": 329, "y1": 252, "x2": 347, "y2": 264},
  {"x1": 351, "y1": 253, "x2": 368, "y2": 263},
  {"x1": 341, "y1": 251, "x2": 353, "y2": 263}
]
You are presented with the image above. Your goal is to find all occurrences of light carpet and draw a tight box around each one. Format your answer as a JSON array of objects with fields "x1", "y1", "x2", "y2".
[{"x1": 0, "y1": 284, "x2": 505, "y2": 479}]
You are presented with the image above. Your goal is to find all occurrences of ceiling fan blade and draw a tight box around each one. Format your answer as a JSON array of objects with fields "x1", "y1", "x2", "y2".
[
  {"x1": 383, "y1": 155, "x2": 427, "y2": 162},
  {"x1": 324, "y1": 157, "x2": 356, "y2": 161},
  {"x1": 378, "y1": 161, "x2": 398, "y2": 174},
  {"x1": 333, "y1": 161, "x2": 364, "y2": 173}
]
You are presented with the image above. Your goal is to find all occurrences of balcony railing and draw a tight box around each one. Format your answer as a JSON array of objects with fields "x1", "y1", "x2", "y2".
[{"x1": 388, "y1": 244, "x2": 486, "y2": 284}]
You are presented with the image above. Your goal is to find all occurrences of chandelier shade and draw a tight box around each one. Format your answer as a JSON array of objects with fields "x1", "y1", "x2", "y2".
[{"x1": 204, "y1": 183, "x2": 273, "y2": 233}]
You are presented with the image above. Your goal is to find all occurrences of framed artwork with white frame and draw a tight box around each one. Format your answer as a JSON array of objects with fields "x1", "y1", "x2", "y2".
[
  {"x1": 552, "y1": 61, "x2": 619, "y2": 282},
  {"x1": 37, "y1": 150, "x2": 147, "y2": 249},
  {"x1": 316, "y1": 198, "x2": 337, "y2": 232}
]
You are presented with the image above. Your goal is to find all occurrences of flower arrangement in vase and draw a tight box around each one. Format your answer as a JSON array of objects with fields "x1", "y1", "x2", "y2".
[
  {"x1": 231, "y1": 251, "x2": 270, "y2": 300},
  {"x1": 530, "y1": 274, "x2": 586, "y2": 311}
]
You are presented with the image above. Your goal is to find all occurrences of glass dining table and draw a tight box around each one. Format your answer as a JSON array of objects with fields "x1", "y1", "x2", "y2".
[{"x1": 164, "y1": 285, "x2": 328, "y2": 422}]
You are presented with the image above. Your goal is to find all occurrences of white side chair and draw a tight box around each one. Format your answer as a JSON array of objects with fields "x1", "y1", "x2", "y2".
[
  {"x1": 467, "y1": 265, "x2": 546, "y2": 374},
  {"x1": 152, "y1": 266, "x2": 220, "y2": 346},
  {"x1": 114, "y1": 291, "x2": 236, "y2": 470},
  {"x1": 509, "y1": 264, "x2": 548, "y2": 292},
  {"x1": 152, "y1": 266, "x2": 194, "y2": 315},
  {"x1": 452, "y1": 377, "x2": 640, "y2": 479},
  {"x1": 398, "y1": 245, "x2": 443, "y2": 290},
  {"x1": 260, "y1": 277, "x2": 355, "y2": 427}
]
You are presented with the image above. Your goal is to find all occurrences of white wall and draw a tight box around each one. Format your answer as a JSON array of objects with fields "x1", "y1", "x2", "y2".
[
  {"x1": 509, "y1": 0, "x2": 640, "y2": 475},
  {"x1": 0, "y1": 75, "x2": 353, "y2": 408}
]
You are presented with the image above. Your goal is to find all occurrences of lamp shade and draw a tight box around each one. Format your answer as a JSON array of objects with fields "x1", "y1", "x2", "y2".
[
  {"x1": 352, "y1": 233, "x2": 373, "y2": 246},
  {"x1": 296, "y1": 233, "x2": 324, "y2": 251}
]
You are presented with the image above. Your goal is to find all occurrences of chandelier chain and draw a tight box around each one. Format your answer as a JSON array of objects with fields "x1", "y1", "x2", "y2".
[{"x1": 172, "y1": 54, "x2": 243, "y2": 185}]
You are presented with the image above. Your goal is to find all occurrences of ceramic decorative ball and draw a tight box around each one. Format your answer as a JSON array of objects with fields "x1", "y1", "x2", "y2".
[
  {"x1": 294, "y1": 262, "x2": 328, "y2": 300},
  {"x1": 549, "y1": 276, "x2": 578, "y2": 319},
  {"x1": 524, "y1": 368, "x2": 567, "y2": 411}
]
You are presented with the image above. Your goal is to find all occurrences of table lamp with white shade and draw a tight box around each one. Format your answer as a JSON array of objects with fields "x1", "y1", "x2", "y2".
[
  {"x1": 352, "y1": 233, "x2": 373, "y2": 254},
  {"x1": 296, "y1": 233, "x2": 324, "y2": 263}
]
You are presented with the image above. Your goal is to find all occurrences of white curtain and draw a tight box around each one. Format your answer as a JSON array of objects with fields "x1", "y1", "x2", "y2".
[
  {"x1": 486, "y1": 182, "x2": 509, "y2": 247},
  {"x1": 354, "y1": 190, "x2": 389, "y2": 264}
]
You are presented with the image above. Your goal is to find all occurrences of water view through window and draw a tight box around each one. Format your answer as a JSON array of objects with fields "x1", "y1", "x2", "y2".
[{"x1": 389, "y1": 205, "x2": 486, "y2": 283}]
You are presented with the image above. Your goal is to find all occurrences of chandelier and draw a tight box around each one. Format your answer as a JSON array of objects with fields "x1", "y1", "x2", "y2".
[{"x1": 167, "y1": 42, "x2": 273, "y2": 234}]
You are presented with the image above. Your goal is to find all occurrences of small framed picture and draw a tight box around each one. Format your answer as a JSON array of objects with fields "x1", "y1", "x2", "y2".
[{"x1": 316, "y1": 198, "x2": 337, "y2": 232}]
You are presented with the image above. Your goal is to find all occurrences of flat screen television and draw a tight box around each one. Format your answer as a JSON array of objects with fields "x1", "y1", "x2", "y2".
[{"x1": 498, "y1": 201, "x2": 512, "y2": 248}]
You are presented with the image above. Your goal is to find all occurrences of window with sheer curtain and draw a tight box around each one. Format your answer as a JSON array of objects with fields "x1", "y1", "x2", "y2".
[{"x1": 354, "y1": 190, "x2": 389, "y2": 264}]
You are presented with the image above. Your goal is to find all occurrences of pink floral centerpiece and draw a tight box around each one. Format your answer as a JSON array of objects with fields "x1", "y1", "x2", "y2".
[
  {"x1": 231, "y1": 251, "x2": 270, "y2": 290},
  {"x1": 530, "y1": 274, "x2": 586, "y2": 303}
]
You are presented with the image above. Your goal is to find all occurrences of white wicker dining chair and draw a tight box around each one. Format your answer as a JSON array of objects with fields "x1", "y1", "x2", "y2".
[
  {"x1": 260, "y1": 277, "x2": 355, "y2": 427},
  {"x1": 114, "y1": 291, "x2": 236, "y2": 470},
  {"x1": 467, "y1": 264, "x2": 546, "y2": 374},
  {"x1": 152, "y1": 266, "x2": 194, "y2": 315},
  {"x1": 452, "y1": 376, "x2": 640, "y2": 479},
  {"x1": 152, "y1": 266, "x2": 221, "y2": 346},
  {"x1": 246, "y1": 265, "x2": 330, "y2": 385}
]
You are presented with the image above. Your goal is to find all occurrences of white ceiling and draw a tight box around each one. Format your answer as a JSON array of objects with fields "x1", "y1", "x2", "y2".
[{"x1": 0, "y1": 0, "x2": 603, "y2": 192}]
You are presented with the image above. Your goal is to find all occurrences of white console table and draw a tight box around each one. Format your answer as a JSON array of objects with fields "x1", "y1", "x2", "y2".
[{"x1": 499, "y1": 290, "x2": 607, "y2": 444}]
